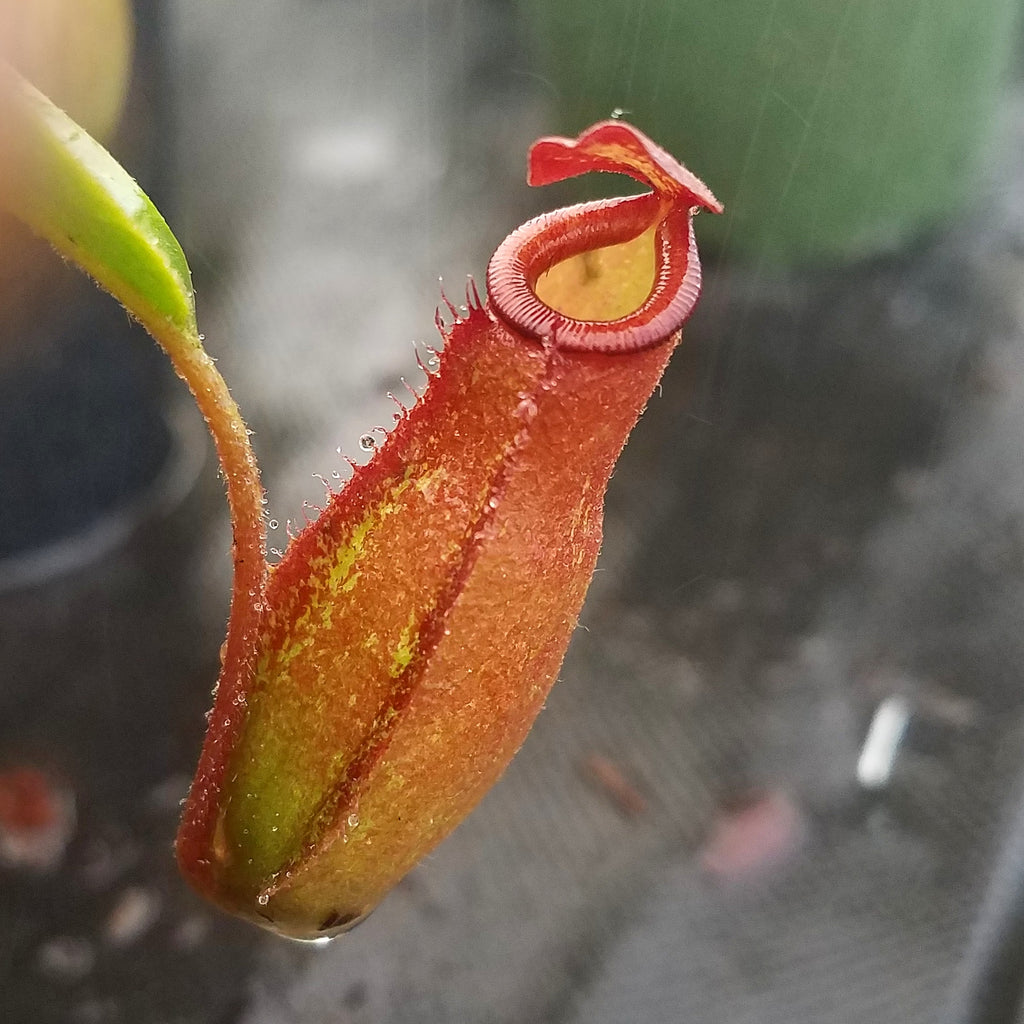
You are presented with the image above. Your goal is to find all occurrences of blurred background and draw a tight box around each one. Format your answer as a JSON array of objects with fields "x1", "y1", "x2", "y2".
[{"x1": 3, "y1": 1, "x2": 1024, "y2": 1021}]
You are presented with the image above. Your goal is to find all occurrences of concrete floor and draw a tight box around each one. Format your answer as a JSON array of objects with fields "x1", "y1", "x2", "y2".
[{"x1": 3, "y1": 2, "x2": 1024, "y2": 1022}]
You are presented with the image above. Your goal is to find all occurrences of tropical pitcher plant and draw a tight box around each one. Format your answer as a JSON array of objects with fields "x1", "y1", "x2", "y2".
[{"x1": 0, "y1": 61, "x2": 720, "y2": 939}]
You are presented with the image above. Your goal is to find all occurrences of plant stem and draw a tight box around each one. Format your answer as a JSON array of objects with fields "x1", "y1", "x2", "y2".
[{"x1": 149, "y1": 319, "x2": 268, "y2": 684}]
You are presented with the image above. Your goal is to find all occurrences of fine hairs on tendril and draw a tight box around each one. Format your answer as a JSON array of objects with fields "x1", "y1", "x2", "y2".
[
  {"x1": 387, "y1": 392, "x2": 407, "y2": 420},
  {"x1": 414, "y1": 340, "x2": 433, "y2": 377},
  {"x1": 336, "y1": 446, "x2": 358, "y2": 474}
]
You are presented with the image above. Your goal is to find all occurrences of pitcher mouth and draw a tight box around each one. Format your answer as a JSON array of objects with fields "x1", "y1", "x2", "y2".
[{"x1": 486, "y1": 120, "x2": 721, "y2": 354}]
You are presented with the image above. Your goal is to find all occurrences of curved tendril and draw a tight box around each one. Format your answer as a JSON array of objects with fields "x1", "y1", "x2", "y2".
[{"x1": 486, "y1": 121, "x2": 721, "y2": 354}]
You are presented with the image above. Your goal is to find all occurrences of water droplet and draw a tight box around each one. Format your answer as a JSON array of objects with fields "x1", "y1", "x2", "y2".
[
  {"x1": 358, "y1": 434, "x2": 376, "y2": 452},
  {"x1": 346, "y1": 813, "x2": 359, "y2": 829},
  {"x1": 256, "y1": 894, "x2": 270, "y2": 906},
  {"x1": 268, "y1": 519, "x2": 279, "y2": 530}
]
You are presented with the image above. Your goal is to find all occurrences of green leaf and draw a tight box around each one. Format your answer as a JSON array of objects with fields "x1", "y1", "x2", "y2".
[{"x1": 0, "y1": 60, "x2": 196, "y2": 340}]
